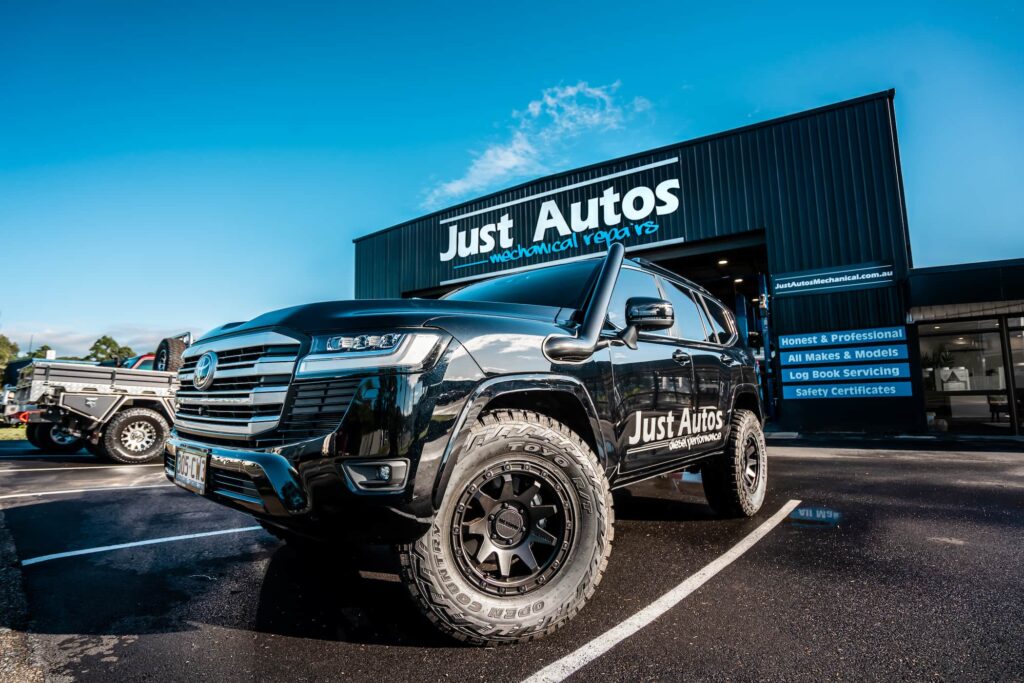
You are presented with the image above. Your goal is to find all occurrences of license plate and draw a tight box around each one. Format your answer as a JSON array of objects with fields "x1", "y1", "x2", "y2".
[{"x1": 174, "y1": 449, "x2": 208, "y2": 494}]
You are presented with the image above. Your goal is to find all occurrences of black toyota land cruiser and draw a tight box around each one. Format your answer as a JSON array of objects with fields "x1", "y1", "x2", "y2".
[{"x1": 166, "y1": 243, "x2": 766, "y2": 644}]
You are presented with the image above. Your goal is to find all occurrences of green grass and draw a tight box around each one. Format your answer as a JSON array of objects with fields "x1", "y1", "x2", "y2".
[{"x1": 0, "y1": 425, "x2": 27, "y2": 441}]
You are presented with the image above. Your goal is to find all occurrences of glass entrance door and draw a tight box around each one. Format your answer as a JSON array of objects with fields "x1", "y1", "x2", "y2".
[
  {"x1": 918, "y1": 319, "x2": 1014, "y2": 434},
  {"x1": 1010, "y1": 317, "x2": 1024, "y2": 433}
]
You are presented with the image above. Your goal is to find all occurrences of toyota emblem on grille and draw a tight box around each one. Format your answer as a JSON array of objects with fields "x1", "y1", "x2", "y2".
[{"x1": 193, "y1": 351, "x2": 218, "y2": 391}]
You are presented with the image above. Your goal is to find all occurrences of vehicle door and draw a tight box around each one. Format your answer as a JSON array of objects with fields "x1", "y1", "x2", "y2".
[
  {"x1": 606, "y1": 267, "x2": 697, "y2": 472},
  {"x1": 657, "y1": 277, "x2": 729, "y2": 454}
]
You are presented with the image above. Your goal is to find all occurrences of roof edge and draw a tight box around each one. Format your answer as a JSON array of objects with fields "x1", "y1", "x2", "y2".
[
  {"x1": 353, "y1": 89, "x2": 896, "y2": 244},
  {"x1": 910, "y1": 257, "x2": 1024, "y2": 276}
]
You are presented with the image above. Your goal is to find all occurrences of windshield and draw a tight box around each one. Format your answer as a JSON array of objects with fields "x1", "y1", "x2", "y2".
[{"x1": 444, "y1": 260, "x2": 599, "y2": 310}]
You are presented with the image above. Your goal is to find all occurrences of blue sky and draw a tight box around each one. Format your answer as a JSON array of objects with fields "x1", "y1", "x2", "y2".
[{"x1": 1, "y1": 1, "x2": 1021, "y2": 356}]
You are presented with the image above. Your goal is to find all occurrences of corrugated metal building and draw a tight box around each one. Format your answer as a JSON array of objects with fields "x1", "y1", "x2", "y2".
[{"x1": 354, "y1": 91, "x2": 1023, "y2": 435}]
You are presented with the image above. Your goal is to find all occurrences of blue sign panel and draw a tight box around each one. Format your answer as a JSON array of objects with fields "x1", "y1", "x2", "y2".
[
  {"x1": 772, "y1": 262, "x2": 896, "y2": 297},
  {"x1": 780, "y1": 344, "x2": 908, "y2": 366},
  {"x1": 783, "y1": 382, "x2": 913, "y2": 400},
  {"x1": 781, "y1": 363, "x2": 911, "y2": 383},
  {"x1": 778, "y1": 326, "x2": 906, "y2": 349}
]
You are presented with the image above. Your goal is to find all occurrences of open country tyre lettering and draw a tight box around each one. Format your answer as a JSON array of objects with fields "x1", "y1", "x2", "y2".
[{"x1": 399, "y1": 410, "x2": 613, "y2": 645}]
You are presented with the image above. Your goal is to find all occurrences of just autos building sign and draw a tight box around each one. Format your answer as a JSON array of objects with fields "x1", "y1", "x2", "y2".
[{"x1": 436, "y1": 156, "x2": 686, "y2": 283}]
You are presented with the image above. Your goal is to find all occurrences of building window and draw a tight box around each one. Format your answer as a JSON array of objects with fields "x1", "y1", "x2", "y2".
[{"x1": 919, "y1": 319, "x2": 1012, "y2": 433}]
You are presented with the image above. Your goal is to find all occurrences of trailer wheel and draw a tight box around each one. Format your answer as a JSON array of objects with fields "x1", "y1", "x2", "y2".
[
  {"x1": 155, "y1": 337, "x2": 187, "y2": 373},
  {"x1": 34, "y1": 424, "x2": 85, "y2": 454},
  {"x1": 25, "y1": 423, "x2": 43, "y2": 448},
  {"x1": 101, "y1": 407, "x2": 169, "y2": 464}
]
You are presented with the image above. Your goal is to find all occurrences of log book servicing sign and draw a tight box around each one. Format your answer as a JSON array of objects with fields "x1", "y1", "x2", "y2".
[
  {"x1": 778, "y1": 326, "x2": 912, "y2": 399},
  {"x1": 437, "y1": 156, "x2": 684, "y2": 283}
]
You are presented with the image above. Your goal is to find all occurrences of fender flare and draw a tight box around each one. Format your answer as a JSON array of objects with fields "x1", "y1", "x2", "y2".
[
  {"x1": 431, "y1": 373, "x2": 608, "y2": 509},
  {"x1": 728, "y1": 382, "x2": 763, "y2": 421}
]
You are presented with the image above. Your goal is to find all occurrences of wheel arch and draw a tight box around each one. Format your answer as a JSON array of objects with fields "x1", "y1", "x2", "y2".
[
  {"x1": 118, "y1": 397, "x2": 175, "y2": 423},
  {"x1": 730, "y1": 384, "x2": 763, "y2": 423},
  {"x1": 431, "y1": 374, "x2": 608, "y2": 509}
]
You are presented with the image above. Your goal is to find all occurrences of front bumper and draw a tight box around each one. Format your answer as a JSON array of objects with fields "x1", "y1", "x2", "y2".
[{"x1": 165, "y1": 435, "x2": 428, "y2": 542}]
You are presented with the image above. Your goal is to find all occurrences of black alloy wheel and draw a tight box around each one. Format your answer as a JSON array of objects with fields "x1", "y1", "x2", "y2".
[
  {"x1": 399, "y1": 409, "x2": 613, "y2": 645},
  {"x1": 451, "y1": 465, "x2": 574, "y2": 596},
  {"x1": 701, "y1": 409, "x2": 767, "y2": 517},
  {"x1": 740, "y1": 433, "x2": 764, "y2": 495}
]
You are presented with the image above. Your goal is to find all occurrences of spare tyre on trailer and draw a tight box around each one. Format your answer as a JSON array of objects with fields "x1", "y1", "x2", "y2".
[{"x1": 154, "y1": 334, "x2": 191, "y2": 373}]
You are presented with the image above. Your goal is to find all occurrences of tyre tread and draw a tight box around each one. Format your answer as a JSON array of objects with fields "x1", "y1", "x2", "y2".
[
  {"x1": 701, "y1": 409, "x2": 765, "y2": 517},
  {"x1": 398, "y1": 409, "x2": 613, "y2": 645}
]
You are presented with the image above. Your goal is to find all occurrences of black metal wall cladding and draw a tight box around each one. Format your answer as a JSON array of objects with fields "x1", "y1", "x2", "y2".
[{"x1": 355, "y1": 90, "x2": 911, "y2": 341}]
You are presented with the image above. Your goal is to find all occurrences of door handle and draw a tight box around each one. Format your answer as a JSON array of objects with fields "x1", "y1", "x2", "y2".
[{"x1": 672, "y1": 349, "x2": 691, "y2": 365}]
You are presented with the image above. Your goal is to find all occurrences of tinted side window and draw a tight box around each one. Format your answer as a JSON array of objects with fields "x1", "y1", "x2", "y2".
[
  {"x1": 662, "y1": 279, "x2": 710, "y2": 341},
  {"x1": 607, "y1": 268, "x2": 665, "y2": 333},
  {"x1": 136, "y1": 359, "x2": 154, "y2": 371},
  {"x1": 701, "y1": 296, "x2": 733, "y2": 344}
]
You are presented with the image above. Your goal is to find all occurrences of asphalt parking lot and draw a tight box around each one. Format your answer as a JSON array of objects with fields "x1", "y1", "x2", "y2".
[{"x1": 1, "y1": 437, "x2": 1022, "y2": 682}]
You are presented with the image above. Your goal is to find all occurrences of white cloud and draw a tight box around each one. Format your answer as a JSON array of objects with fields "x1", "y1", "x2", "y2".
[
  {"x1": 423, "y1": 80, "x2": 649, "y2": 209},
  {"x1": 1, "y1": 322, "x2": 204, "y2": 358},
  {"x1": 632, "y1": 96, "x2": 652, "y2": 113}
]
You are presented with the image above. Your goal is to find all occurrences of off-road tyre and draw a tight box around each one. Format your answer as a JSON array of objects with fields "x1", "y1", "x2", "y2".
[
  {"x1": 101, "y1": 407, "x2": 169, "y2": 464},
  {"x1": 399, "y1": 409, "x2": 613, "y2": 645},
  {"x1": 33, "y1": 424, "x2": 85, "y2": 454},
  {"x1": 24, "y1": 423, "x2": 43, "y2": 448},
  {"x1": 154, "y1": 337, "x2": 187, "y2": 373},
  {"x1": 700, "y1": 409, "x2": 767, "y2": 517},
  {"x1": 85, "y1": 432, "x2": 110, "y2": 459}
]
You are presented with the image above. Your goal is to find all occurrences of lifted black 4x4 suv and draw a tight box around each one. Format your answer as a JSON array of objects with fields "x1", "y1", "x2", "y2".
[{"x1": 166, "y1": 243, "x2": 766, "y2": 644}]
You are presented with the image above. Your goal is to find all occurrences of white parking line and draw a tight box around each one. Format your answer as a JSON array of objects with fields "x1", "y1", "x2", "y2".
[
  {"x1": 0, "y1": 455, "x2": 94, "y2": 460},
  {"x1": 0, "y1": 483, "x2": 173, "y2": 500},
  {"x1": 0, "y1": 464, "x2": 164, "y2": 474},
  {"x1": 21, "y1": 526, "x2": 265, "y2": 566},
  {"x1": 522, "y1": 499, "x2": 802, "y2": 683}
]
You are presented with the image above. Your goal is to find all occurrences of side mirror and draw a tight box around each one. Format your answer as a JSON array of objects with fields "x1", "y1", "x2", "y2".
[{"x1": 619, "y1": 297, "x2": 674, "y2": 349}]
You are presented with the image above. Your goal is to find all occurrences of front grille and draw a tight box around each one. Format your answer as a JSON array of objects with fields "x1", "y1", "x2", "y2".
[
  {"x1": 210, "y1": 467, "x2": 261, "y2": 501},
  {"x1": 174, "y1": 331, "x2": 302, "y2": 443},
  {"x1": 165, "y1": 450, "x2": 176, "y2": 472},
  {"x1": 181, "y1": 344, "x2": 299, "y2": 371},
  {"x1": 275, "y1": 378, "x2": 361, "y2": 443},
  {"x1": 177, "y1": 404, "x2": 280, "y2": 419}
]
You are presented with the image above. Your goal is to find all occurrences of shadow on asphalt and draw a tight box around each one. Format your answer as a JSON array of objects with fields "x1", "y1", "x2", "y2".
[
  {"x1": 3, "y1": 483, "x2": 729, "y2": 649},
  {"x1": 253, "y1": 545, "x2": 451, "y2": 647},
  {"x1": 613, "y1": 488, "x2": 717, "y2": 523}
]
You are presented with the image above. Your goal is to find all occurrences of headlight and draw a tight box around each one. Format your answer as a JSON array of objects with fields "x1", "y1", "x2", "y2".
[
  {"x1": 296, "y1": 332, "x2": 442, "y2": 378},
  {"x1": 314, "y1": 333, "x2": 405, "y2": 354}
]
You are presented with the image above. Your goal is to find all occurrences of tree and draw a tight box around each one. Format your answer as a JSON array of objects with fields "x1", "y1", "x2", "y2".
[
  {"x1": 86, "y1": 336, "x2": 135, "y2": 362},
  {"x1": 28, "y1": 344, "x2": 54, "y2": 359},
  {"x1": 0, "y1": 334, "x2": 19, "y2": 369}
]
